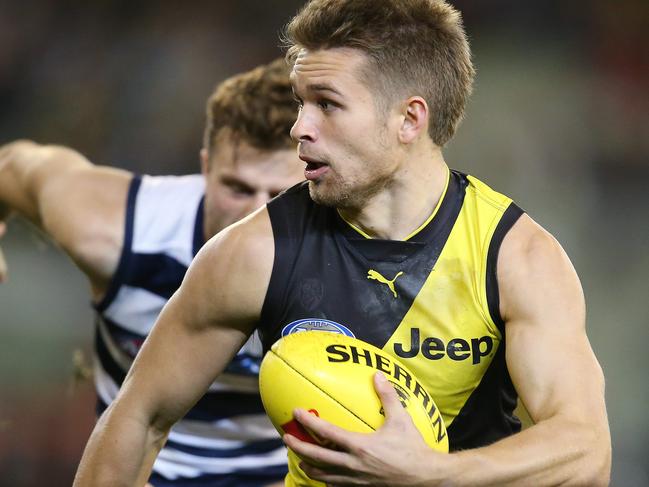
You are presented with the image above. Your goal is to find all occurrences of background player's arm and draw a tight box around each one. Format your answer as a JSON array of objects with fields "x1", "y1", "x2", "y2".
[
  {"x1": 73, "y1": 209, "x2": 275, "y2": 487},
  {"x1": 0, "y1": 140, "x2": 130, "y2": 295},
  {"x1": 287, "y1": 214, "x2": 611, "y2": 486}
]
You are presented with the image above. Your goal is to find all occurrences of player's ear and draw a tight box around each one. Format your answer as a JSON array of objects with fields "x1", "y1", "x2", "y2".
[
  {"x1": 200, "y1": 148, "x2": 209, "y2": 176},
  {"x1": 398, "y1": 96, "x2": 428, "y2": 144}
]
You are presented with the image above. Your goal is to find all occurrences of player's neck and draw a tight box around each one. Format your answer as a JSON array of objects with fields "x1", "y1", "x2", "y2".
[{"x1": 338, "y1": 149, "x2": 448, "y2": 241}]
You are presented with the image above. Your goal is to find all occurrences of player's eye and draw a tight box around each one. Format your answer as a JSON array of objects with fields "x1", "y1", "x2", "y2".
[
  {"x1": 225, "y1": 181, "x2": 255, "y2": 197},
  {"x1": 317, "y1": 99, "x2": 335, "y2": 111}
]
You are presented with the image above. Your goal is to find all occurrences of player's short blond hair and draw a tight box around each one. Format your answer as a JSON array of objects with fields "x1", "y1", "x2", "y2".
[
  {"x1": 284, "y1": 0, "x2": 475, "y2": 146},
  {"x1": 203, "y1": 58, "x2": 297, "y2": 154}
]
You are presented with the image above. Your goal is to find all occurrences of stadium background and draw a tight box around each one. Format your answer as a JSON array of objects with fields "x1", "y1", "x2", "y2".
[{"x1": 0, "y1": 0, "x2": 647, "y2": 485}]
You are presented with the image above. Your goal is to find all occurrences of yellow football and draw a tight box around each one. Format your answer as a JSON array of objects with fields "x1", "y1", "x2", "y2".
[{"x1": 259, "y1": 331, "x2": 448, "y2": 453}]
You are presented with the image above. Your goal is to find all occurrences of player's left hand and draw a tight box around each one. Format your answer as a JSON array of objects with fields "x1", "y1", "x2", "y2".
[{"x1": 283, "y1": 372, "x2": 445, "y2": 486}]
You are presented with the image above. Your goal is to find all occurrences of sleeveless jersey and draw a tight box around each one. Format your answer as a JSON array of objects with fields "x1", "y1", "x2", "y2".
[
  {"x1": 93, "y1": 174, "x2": 287, "y2": 485},
  {"x1": 260, "y1": 169, "x2": 524, "y2": 486}
]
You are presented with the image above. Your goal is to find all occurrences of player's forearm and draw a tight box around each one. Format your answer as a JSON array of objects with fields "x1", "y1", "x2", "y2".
[
  {"x1": 438, "y1": 417, "x2": 611, "y2": 486},
  {"x1": 0, "y1": 140, "x2": 47, "y2": 223},
  {"x1": 0, "y1": 140, "x2": 89, "y2": 224},
  {"x1": 73, "y1": 402, "x2": 169, "y2": 487}
]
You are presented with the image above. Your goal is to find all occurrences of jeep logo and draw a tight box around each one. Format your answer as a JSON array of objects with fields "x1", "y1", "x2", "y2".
[{"x1": 394, "y1": 328, "x2": 495, "y2": 365}]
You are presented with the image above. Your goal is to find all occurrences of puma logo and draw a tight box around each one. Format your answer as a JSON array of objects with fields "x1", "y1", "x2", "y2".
[{"x1": 367, "y1": 269, "x2": 404, "y2": 298}]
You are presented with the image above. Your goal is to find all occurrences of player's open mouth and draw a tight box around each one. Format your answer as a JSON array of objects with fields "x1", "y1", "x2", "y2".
[{"x1": 301, "y1": 156, "x2": 329, "y2": 180}]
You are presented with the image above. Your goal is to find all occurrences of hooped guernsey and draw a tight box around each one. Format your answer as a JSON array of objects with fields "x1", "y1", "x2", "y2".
[
  {"x1": 93, "y1": 174, "x2": 287, "y2": 486},
  {"x1": 259, "y1": 168, "x2": 524, "y2": 486}
]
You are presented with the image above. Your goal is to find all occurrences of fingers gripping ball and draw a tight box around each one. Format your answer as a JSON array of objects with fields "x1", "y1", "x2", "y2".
[{"x1": 259, "y1": 331, "x2": 448, "y2": 452}]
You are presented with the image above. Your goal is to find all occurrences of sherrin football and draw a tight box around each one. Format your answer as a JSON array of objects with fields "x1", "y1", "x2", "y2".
[{"x1": 259, "y1": 331, "x2": 448, "y2": 453}]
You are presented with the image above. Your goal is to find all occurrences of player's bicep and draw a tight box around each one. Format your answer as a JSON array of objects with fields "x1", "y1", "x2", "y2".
[
  {"x1": 498, "y1": 215, "x2": 605, "y2": 424},
  {"x1": 505, "y1": 317, "x2": 605, "y2": 424},
  {"x1": 122, "y1": 288, "x2": 249, "y2": 430},
  {"x1": 35, "y1": 159, "x2": 131, "y2": 249},
  {"x1": 40, "y1": 166, "x2": 132, "y2": 283}
]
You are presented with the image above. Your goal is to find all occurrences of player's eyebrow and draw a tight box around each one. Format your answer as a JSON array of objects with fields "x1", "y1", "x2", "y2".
[
  {"x1": 219, "y1": 174, "x2": 255, "y2": 194},
  {"x1": 306, "y1": 83, "x2": 343, "y2": 97}
]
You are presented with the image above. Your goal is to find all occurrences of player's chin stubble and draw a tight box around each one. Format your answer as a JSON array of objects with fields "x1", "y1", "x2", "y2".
[{"x1": 308, "y1": 169, "x2": 393, "y2": 210}]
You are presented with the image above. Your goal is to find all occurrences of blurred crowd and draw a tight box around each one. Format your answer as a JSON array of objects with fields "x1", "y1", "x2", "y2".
[{"x1": 1, "y1": 1, "x2": 647, "y2": 178}]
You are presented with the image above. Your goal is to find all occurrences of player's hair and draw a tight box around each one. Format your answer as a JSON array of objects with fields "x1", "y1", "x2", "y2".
[
  {"x1": 284, "y1": 0, "x2": 475, "y2": 146},
  {"x1": 203, "y1": 58, "x2": 297, "y2": 154}
]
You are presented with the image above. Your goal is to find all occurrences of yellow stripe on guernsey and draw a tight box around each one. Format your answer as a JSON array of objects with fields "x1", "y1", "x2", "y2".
[{"x1": 383, "y1": 175, "x2": 513, "y2": 428}]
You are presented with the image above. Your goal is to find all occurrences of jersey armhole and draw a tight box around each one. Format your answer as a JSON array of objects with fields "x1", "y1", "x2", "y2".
[
  {"x1": 259, "y1": 184, "x2": 310, "y2": 346},
  {"x1": 259, "y1": 204, "x2": 293, "y2": 337},
  {"x1": 94, "y1": 175, "x2": 142, "y2": 312},
  {"x1": 192, "y1": 196, "x2": 205, "y2": 256},
  {"x1": 485, "y1": 202, "x2": 524, "y2": 335}
]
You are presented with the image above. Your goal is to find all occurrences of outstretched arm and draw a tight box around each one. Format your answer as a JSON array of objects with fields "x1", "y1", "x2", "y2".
[
  {"x1": 73, "y1": 208, "x2": 276, "y2": 487},
  {"x1": 0, "y1": 140, "x2": 131, "y2": 295},
  {"x1": 286, "y1": 214, "x2": 611, "y2": 486}
]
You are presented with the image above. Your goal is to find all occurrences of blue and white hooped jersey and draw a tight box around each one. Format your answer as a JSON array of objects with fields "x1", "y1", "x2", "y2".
[{"x1": 93, "y1": 174, "x2": 287, "y2": 483}]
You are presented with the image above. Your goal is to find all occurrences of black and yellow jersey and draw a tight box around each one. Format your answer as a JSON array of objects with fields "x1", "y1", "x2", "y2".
[{"x1": 260, "y1": 168, "x2": 524, "y2": 454}]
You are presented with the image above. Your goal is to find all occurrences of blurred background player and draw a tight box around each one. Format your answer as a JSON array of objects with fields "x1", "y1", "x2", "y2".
[{"x1": 0, "y1": 58, "x2": 304, "y2": 486}]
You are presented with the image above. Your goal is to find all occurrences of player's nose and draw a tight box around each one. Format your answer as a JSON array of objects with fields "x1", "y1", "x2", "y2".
[{"x1": 290, "y1": 108, "x2": 317, "y2": 144}]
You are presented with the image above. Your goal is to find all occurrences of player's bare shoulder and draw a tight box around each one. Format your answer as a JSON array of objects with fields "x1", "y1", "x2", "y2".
[
  {"x1": 199, "y1": 204, "x2": 274, "y2": 278},
  {"x1": 497, "y1": 214, "x2": 585, "y2": 328},
  {"x1": 181, "y1": 205, "x2": 275, "y2": 326}
]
